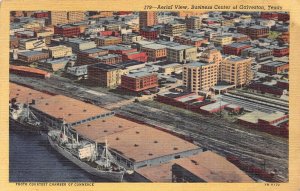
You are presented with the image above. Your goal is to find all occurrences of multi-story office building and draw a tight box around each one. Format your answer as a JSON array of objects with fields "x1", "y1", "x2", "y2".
[
  {"x1": 141, "y1": 43, "x2": 167, "y2": 62},
  {"x1": 139, "y1": 12, "x2": 158, "y2": 28},
  {"x1": 167, "y1": 45, "x2": 197, "y2": 63},
  {"x1": 183, "y1": 61, "x2": 218, "y2": 92},
  {"x1": 42, "y1": 45, "x2": 72, "y2": 58},
  {"x1": 186, "y1": 16, "x2": 201, "y2": 30},
  {"x1": 88, "y1": 63, "x2": 123, "y2": 88},
  {"x1": 199, "y1": 48, "x2": 223, "y2": 80},
  {"x1": 50, "y1": 11, "x2": 85, "y2": 26},
  {"x1": 220, "y1": 56, "x2": 253, "y2": 87},
  {"x1": 165, "y1": 23, "x2": 187, "y2": 36},
  {"x1": 68, "y1": 11, "x2": 86, "y2": 23}
]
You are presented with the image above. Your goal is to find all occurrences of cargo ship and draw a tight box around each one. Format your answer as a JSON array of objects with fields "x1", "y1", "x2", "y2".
[
  {"x1": 9, "y1": 98, "x2": 44, "y2": 132},
  {"x1": 47, "y1": 127, "x2": 126, "y2": 182}
]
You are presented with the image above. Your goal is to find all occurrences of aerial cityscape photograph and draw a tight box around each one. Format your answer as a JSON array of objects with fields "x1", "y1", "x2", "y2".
[{"x1": 9, "y1": 11, "x2": 289, "y2": 183}]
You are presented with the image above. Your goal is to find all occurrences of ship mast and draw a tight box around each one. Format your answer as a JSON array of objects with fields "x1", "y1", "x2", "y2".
[{"x1": 105, "y1": 138, "x2": 109, "y2": 167}]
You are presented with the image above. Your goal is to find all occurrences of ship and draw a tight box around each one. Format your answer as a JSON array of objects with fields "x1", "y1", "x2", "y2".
[
  {"x1": 9, "y1": 98, "x2": 44, "y2": 132},
  {"x1": 47, "y1": 125, "x2": 126, "y2": 182}
]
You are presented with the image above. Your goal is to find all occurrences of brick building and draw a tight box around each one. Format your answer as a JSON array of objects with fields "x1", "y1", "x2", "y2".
[
  {"x1": 33, "y1": 12, "x2": 49, "y2": 18},
  {"x1": 54, "y1": 24, "x2": 81, "y2": 37},
  {"x1": 273, "y1": 46, "x2": 289, "y2": 57},
  {"x1": 223, "y1": 43, "x2": 251, "y2": 56},
  {"x1": 122, "y1": 51, "x2": 148, "y2": 62},
  {"x1": 259, "y1": 61, "x2": 289, "y2": 75},
  {"x1": 260, "y1": 12, "x2": 278, "y2": 20},
  {"x1": 140, "y1": 27, "x2": 159, "y2": 40},
  {"x1": 237, "y1": 25, "x2": 269, "y2": 39},
  {"x1": 278, "y1": 12, "x2": 290, "y2": 22},
  {"x1": 120, "y1": 72, "x2": 158, "y2": 92}
]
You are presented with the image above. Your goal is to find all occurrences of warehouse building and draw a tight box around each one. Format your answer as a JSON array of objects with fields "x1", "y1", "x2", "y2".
[
  {"x1": 17, "y1": 50, "x2": 49, "y2": 63},
  {"x1": 29, "y1": 95, "x2": 114, "y2": 129},
  {"x1": 73, "y1": 116, "x2": 202, "y2": 170}
]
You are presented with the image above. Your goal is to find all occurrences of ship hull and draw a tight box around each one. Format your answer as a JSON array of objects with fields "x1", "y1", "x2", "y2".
[
  {"x1": 48, "y1": 136, "x2": 124, "y2": 182},
  {"x1": 9, "y1": 117, "x2": 45, "y2": 133}
]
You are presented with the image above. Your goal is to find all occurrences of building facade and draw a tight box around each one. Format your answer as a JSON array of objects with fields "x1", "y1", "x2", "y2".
[
  {"x1": 42, "y1": 45, "x2": 72, "y2": 58},
  {"x1": 167, "y1": 45, "x2": 197, "y2": 63},
  {"x1": 220, "y1": 56, "x2": 253, "y2": 87},
  {"x1": 88, "y1": 63, "x2": 123, "y2": 87},
  {"x1": 121, "y1": 72, "x2": 158, "y2": 92},
  {"x1": 183, "y1": 62, "x2": 218, "y2": 92},
  {"x1": 95, "y1": 36, "x2": 122, "y2": 46},
  {"x1": 165, "y1": 23, "x2": 187, "y2": 36},
  {"x1": 141, "y1": 43, "x2": 167, "y2": 62},
  {"x1": 139, "y1": 12, "x2": 158, "y2": 28},
  {"x1": 186, "y1": 16, "x2": 201, "y2": 30}
]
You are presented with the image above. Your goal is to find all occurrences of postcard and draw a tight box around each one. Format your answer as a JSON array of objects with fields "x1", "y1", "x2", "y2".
[{"x1": 0, "y1": 0, "x2": 299, "y2": 191}]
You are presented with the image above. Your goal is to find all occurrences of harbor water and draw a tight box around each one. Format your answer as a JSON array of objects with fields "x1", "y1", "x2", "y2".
[{"x1": 9, "y1": 122, "x2": 112, "y2": 182}]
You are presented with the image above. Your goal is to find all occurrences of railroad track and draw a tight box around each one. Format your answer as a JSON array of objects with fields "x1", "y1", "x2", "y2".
[{"x1": 117, "y1": 103, "x2": 288, "y2": 181}]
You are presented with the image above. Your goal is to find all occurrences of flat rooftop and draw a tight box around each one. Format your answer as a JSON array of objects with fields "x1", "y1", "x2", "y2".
[
  {"x1": 167, "y1": 45, "x2": 193, "y2": 51},
  {"x1": 73, "y1": 116, "x2": 135, "y2": 141},
  {"x1": 200, "y1": 101, "x2": 229, "y2": 111},
  {"x1": 174, "y1": 151, "x2": 254, "y2": 182},
  {"x1": 89, "y1": 63, "x2": 120, "y2": 71},
  {"x1": 238, "y1": 110, "x2": 267, "y2": 123},
  {"x1": 186, "y1": 62, "x2": 211, "y2": 67},
  {"x1": 135, "y1": 162, "x2": 174, "y2": 182},
  {"x1": 225, "y1": 43, "x2": 250, "y2": 48},
  {"x1": 31, "y1": 95, "x2": 111, "y2": 124},
  {"x1": 103, "y1": 125, "x2": 199, "y2": 162},
  {"x1": 80, "y1": 48, "x2": 108, "y2": 54},
  {"x1": 10, "y1": 83, "x2": 53, "y2": 104},
  {"x1": 262, "y1": 61, "x2": 288, "y2": 67},
  {"x1": 74, "y1": 117, "x2": 199, "y2": 162},
  {"x1": 18, "y1": 51, "x2": 48, "y2": 57},
  {"x1": 126, "y1": 71, "x2": 156, "y2": 78},
  {"x1": 142, "y1": 43, "x2": 167, "y2": 50}
]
